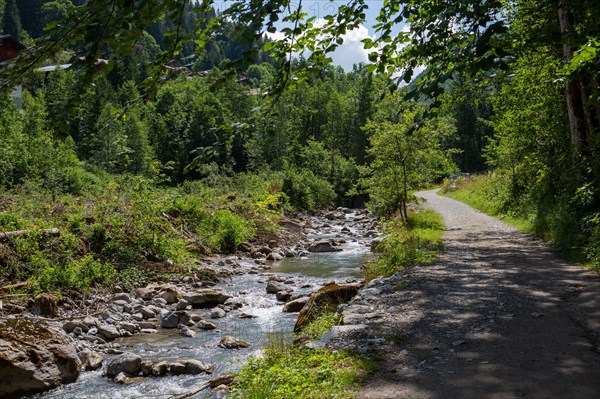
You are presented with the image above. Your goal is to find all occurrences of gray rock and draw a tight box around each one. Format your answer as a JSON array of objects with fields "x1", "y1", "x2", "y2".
[
  {"x1": 266, "y1": 280, "x2": 288, "y2": 294},
  {"x1": 180, "y1": 326, "x2": 196, "y2": 338},
  {"x1": 0, "y1": 320, "x2": 81, "y2": 398},
  {"x1": 63, "y1": 321, "x2": 88, "y2": 334},
  {"x1": 210, "y1": 307, "x2": 226, "y2": 319},
  {"x1": 218, "y1": 336, "x2": 251, "y2": 349},
  {"x1": 106, "y1": 352, "x2": 142, "y2": 377},
  {"x1": 276, "y1": 291, "x2": 292, "y2": 302},
  {"x1": 78, "y1": 349, "x2": 103, "y2": 371},
  {"x1": 158, "y1": 285, "x2": 181, "y2": 304},
  {"x1": 136, "y1": 286, "x2": 156, "y2": 300},
  {"x1": 308, "y1": 240, "x2": 342, "y2": 253},
  {"x1": 112, "y1": 293, "x2": 132, "y2": 303},
  {"x1": 97, "y1": 323, "x2": 122, "y2": 340},
  {"x1": 151, "y1": 361, "x2": 169, "y2": 376},
  {"x1": 183, "y1": 288, "x2": 232, "y2": 308},
  {"x1": 283, "y1": 296, "x2": 309, "y2": 313},
  {"x1": 175, "y1": 299, "x2": 189, "y2": 310},
  {"x1": 160, "y1": 310, "x2": 191, "y2": 329},
  {"x1": 196, "y1": 320, "x2": 217, "y2": 330}
]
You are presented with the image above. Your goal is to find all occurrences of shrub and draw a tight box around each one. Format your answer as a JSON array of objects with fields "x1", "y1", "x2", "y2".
[
  {"x1": 281, "y1": 168, "x2": 336, "y2": 210},
  {"x1": 213, "y1": 210, "x2": 254, "y2": 253},
  {"x1": 364, "y1": 209, "x2": 444, "y2": 280}
]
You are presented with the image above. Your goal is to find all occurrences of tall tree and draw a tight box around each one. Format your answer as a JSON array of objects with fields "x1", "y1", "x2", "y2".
[{"x1": 2, "y1": 0, "x2": 22, "y2": 40}]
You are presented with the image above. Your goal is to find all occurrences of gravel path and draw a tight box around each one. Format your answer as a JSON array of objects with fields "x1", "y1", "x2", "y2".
[{"x1": 341, "y1": 189, "x2": 600, "y2": 399}]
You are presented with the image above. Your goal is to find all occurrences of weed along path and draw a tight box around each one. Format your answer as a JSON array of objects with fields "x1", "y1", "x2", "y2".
[{"x1": 341, "y1": 189, "x2": 600, "y2": 399}]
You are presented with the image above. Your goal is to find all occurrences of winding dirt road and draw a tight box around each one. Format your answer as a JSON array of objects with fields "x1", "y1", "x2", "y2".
[{"x1": 346, "y1": 189, "x2": 600, "y2": 399}]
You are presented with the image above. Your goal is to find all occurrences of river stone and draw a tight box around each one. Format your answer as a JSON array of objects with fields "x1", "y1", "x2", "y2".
[
  {"x1": 294, "y1": 284, "x2": 361, "y2": 332},
  {"x1": 218, "y1": 336, "x2": 251, "y2": 349},
  {"x1": 175, "y1": 299, "x2": 189, "y2": 310},
  {"x1": 210, "y1": 307, "x2": 227, "y2": 319},
  {"x1": 266, "y1": 280, "x2": 288, "y2": 294},
  {"x1": 266, "y1": 252, "x2": 284, "y2": 261},
  {"x1": 283, "y1": 296, "x2": 309, "y2": 312},
  {"x1": 112, "y1": 293, "x2": 132, "y2": 303},
  {"x1": 160, "y1": 310, "x2": 191, "y2": 329},
  {"x1": 97, "y1": 323, "x2": 122, "y2": 340},
  {"x1": 158, "y1": 285, "x2": 181, "y2": 304},
  {"x1": 106, "y1": 352, "x2": 142, "y2": 377},
  {"x1": 183, "y1": 288, "x2": 232, "y2": 308},
  {"x1": 276, "y1": 291, "x2": 292, "y2": 302},
  {"x1": 119, "y1": 322, "x2": 140, "y2": 334},
  {"x1": 30, "y1": 293, "x2": 59, "y2": 317},
  {"x1": 196, "y1": 320, "x2": 217, "y2": 330},
  {"x1": 171, "y1": 359, "x2": 212, "y2": 375},
  {"x1": 308, "y1": 240, "x2": 342, "y2": 253},
  {"x1": 78, "y1": 349, "x2": 103, "y2": 371},
  {"x1": 140, "y1": 359, "x2": 154, "y2": 376},
  {"x1": 62, "y1": 321, "x2": 88, "y2": 334},
  {"x1": 0, "y1": 320, "x2": 82, "y2": 398},
  {"x1": 135, "y1": 286, "x2": 156, "y2": 300},
  {"x1": 180, "y1": 326, "x2": 196, "y2": 338},
  {"x1": 114, "y1": 372, "x2": 144, "y2": 384},
  {"x1": 151, "y1": 361, "x2": 169, "y2": 376}
]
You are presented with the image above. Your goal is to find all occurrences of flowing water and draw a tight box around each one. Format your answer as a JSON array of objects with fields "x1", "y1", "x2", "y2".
[{"x1": 35, "y1": 214, "x2": 374, "y2": 399}]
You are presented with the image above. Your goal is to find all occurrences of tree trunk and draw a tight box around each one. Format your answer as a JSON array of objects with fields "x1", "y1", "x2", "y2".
[{"x1": 558, "y1": 2, "x2": 596, "y2": 160}]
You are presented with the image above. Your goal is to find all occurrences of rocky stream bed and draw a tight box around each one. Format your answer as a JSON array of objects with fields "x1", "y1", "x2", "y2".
[{"x1": 0, "y1": 208, "x2": 380, "y2": 399}]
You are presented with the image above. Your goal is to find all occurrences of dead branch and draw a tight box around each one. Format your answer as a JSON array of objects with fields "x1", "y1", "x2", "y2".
[{"x1": 0, "y1": 228, "x2": 60, "y2": 241}]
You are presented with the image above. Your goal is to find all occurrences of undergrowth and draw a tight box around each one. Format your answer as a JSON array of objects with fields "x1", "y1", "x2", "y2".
[
  {"x1": 363, "y1": 208, "x2": 445, "y2": 280},
  {"x1": 0, "y1": 172, "x2": 285, "y2": 294},
  {"x1": 231, "y1": 313, "x2": 372, "y2": 399}
]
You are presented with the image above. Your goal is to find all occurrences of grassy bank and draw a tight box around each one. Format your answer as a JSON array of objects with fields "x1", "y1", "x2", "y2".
[
  {"x1": 231, "y1": 312, "x2": 373, "y2": 399},
  {"x1": 363, "y1": 208, "x2": 445, "y2": 280},
  {"x1": 0, "y1": 172, "x2": 288, "y2": 295},
  {"x1": 441, "y1": 173, "x2": 600, "y2": 271}
]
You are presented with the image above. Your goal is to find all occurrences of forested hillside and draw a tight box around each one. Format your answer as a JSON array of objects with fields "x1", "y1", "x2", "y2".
[{"x1": 0, "y1": 0, "x2": 598, "y2": 297}]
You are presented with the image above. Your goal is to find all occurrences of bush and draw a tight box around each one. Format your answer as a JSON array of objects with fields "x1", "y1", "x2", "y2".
[
  {"x1": 281, "y1": 168, "x2": 336, "y2": 210},
  {"x1": 34, "y1": 255, "x2": 115, "y2": 293},
  {"x1": 213, "y1": 210, "x2": 254, "y2": 253},
  {"x1": 364, "y1": 209, "x2": 444, "y2": 280}
]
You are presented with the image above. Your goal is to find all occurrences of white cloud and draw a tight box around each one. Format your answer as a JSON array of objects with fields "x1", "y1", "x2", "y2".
[{"x1": 265, "y1": 21, "x2": 375, "y2": 71}]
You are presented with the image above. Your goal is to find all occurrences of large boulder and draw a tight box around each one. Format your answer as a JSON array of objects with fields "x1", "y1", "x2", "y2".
[
  {"x1": 283, "y1": 296, "x2": 309, "y2": 313},
  {"x1": 294, "y1": 284, "x2": 361, "y2": 332},
  {"x1": 106, "y1": 352, "x2": 142, "y2": 378},
  {"x1": 160, "y1": 310, "x2": 191, "y2": 329},
  {"x1": 0, "y1": 320, "x2": 82, "y2": 398},
  {"x1": 308, "y1": 240, "x2": 342, "y2": 253},
  {"x1": 183, "y1": 289, "x2": 232, "y2": 308},
  {"x1": 158, "y1": 285, "x2": 182, "y2": 304},
  {"x1": 266, "y1": 280, "x2": 288, "y2": 294}
]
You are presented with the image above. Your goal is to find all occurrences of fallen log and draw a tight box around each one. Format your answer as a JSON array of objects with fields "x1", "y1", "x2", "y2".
[{"x1": 0, "y1": 228, "x2": 60, "y2": 241}]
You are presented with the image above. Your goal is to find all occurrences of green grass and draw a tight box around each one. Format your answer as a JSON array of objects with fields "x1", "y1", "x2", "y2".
[
  {"x1": 441, "y1": 174, "x2": 534, "y2": 232},
  {"x1": 363, "y1": 208, "x2": 445, "y2": 280},
  {"x1": 0, "y1": 173, "x2": 283, "y2": 295}
]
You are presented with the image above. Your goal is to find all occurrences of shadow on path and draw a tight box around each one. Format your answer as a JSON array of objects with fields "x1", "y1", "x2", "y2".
[{"x1": 340, "y1": 190, "x2": 600, "y2": 399}]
